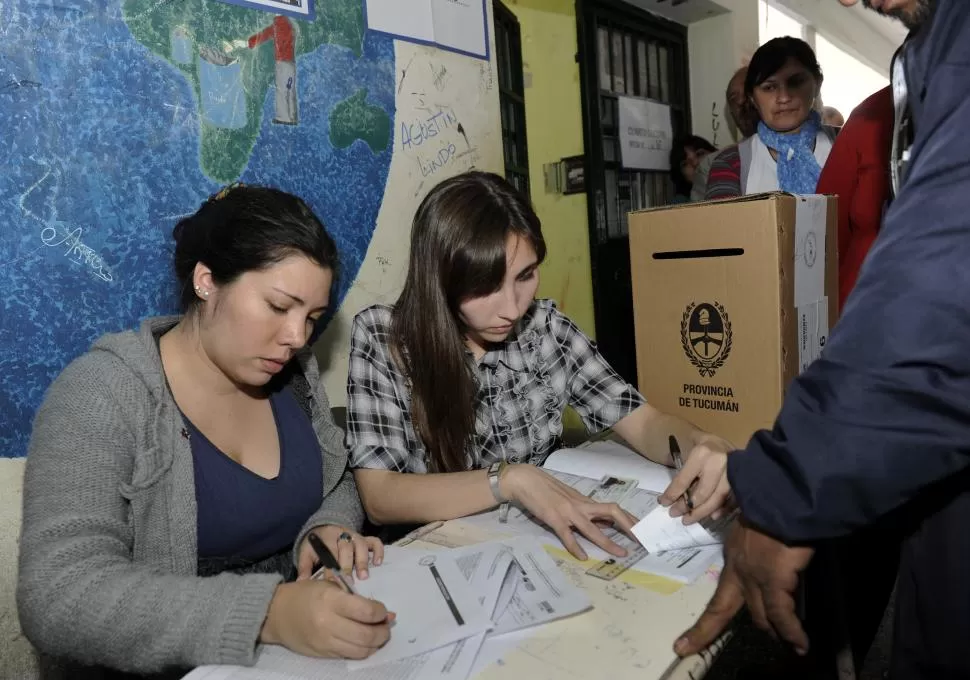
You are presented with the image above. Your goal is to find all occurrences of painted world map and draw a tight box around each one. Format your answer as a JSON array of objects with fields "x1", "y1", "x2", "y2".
[{"x1": 0, "y1": 0, "x2": 395, "y2": 457}]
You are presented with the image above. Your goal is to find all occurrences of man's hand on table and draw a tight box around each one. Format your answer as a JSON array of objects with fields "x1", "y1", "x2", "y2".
[{"x1": 673, "y1": 517, "x2": 815, "y2": 657}]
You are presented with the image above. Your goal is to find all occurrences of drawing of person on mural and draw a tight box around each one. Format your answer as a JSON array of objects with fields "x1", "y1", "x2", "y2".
[{"x1": 228, "y1": 15, "x2": 299, "y2": 125}]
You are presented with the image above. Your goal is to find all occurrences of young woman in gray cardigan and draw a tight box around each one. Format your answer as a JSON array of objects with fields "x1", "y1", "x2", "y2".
[{"x1": 17, "y1": 186, "x2": 393, "y2": 677}]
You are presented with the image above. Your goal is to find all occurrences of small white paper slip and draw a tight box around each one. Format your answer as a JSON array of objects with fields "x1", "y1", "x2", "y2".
[{"x1": 630, "y1": 506, "x2": 731, "y2": 553}]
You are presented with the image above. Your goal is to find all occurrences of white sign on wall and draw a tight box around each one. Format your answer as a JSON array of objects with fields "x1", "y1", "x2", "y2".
[
  {"x1": 365, "y1": 0, "x2": 490, "y2": 60},
  {"x1": 618, "y1": 96, "x2": 673, "y2": 171}
]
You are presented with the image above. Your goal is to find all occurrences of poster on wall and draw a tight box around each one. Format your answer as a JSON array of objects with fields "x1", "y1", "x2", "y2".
[
  {"x1": 216, "y1": 0, "x2": 315, "y2": 20},
  {"x1": 618, "y1": 96, "x2": 673, "y2": 171},
  {"x1": 364, "y1": 0, "x2": 489, "y2": 60}
]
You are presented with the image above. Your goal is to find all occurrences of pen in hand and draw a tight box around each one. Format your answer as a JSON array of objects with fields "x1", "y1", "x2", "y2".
[
  {"x1": 307, "y1": 532, "x2": 356, "y2": 594},
  {"x1": 668, "y1": 435, "x2": 695, "y2": 513}
]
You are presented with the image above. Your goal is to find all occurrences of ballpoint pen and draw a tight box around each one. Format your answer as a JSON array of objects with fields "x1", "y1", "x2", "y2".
[
  {"x1": 307, "y1": 532, "x2": 355, "y2": 594},
  {"x1": 668, "y1": 435, "x2": 695, "y2": 512}
]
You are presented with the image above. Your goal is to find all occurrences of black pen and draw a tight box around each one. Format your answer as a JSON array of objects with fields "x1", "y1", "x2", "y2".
[
  {"x1": 307, "y1": 532, "x2": 355, "y2": 594},
  {"x1": 669, "y1": 435, "x2": 695, "y2": 512}
]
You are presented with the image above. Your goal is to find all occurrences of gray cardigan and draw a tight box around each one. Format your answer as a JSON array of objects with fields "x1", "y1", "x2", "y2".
[{"x1": 17, "y1": 317, "x2": 363, "y2": 676}]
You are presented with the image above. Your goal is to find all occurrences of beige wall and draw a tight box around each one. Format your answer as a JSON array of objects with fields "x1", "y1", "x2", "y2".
[
  {"x1": 687, "y1": 0, "x2": 759, "y2": 147},
  {"x1": 506, "y1": 0, "x2": 596, "y2": 337},
  {"x1": 313, "y1": 36, "x2": 504, "y2": 399}
]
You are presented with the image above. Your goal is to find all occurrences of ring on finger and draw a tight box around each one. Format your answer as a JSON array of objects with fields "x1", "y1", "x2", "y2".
[{"x1": 338, "y1": 531, "x2": 354, "y2": 543}]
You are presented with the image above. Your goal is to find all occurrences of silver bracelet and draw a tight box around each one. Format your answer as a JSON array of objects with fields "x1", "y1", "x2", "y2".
[
  {"x1": 487, "y1": 461, "x2": 506, "y2": 502},
  {"x1": 487, "y1": 461, "x2": 511, "y2": 523}
]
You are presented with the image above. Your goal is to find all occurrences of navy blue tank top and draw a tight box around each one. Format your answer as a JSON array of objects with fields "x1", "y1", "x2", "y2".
[{"x1": 185, "y1": 386, "x2": 323, "y2": 562}]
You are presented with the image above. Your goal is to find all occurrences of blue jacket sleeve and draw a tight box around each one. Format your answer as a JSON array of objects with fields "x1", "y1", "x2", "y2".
[{"x1": 728, "y1": 57, "x2": 970, "y2": 542}]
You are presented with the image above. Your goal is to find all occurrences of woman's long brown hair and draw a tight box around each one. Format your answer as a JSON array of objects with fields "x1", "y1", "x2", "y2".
[{"x1": 391, "y1": 172, "x2": 546, "y2": 473}]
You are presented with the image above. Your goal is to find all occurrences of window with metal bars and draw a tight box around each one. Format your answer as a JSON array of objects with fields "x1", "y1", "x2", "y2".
[
  {"x1": 494, "y1": 1, "x2": 530, "y2": 197},
  {"x1": 590, "y1": 14, "x2": 688, "y2": 239},
  {"x1": 577, "y1": 0, "x2": 690, "y2": 385}
]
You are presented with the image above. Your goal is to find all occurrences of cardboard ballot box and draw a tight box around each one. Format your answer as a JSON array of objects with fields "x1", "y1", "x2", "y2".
[{"x1": 628, "y1": 193, "x2": 838, "y2": 448}]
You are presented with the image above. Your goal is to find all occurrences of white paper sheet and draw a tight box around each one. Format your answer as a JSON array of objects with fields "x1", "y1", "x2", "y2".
[
  {"x1": 382, "y1": 541, "x2": 512, "y2": 622},
  {"x1": 185, "y1": 644, "x2": 455, "y2": 680},
  {"x1": 407, "y1": 538, "x2": 592, "y2": 634},
  {"x1": 225, "y1": 0, "x2": 314, "y2": 19},
  {"x1": 431, "y1": 0, "x2": 488, "y2": 57},
  {"x1": 617, "y1": 96, "x2": 673, "y2": 170},
  {"x1": 364, "y1": 0, "x2": 434, "y2": 42},
  {"x1": 364, "y1": 0, "x2": 488, "y2": 58},
  {"x1": 542, "y1": 441, "x2": 675, "y2": 494},
  {"x1": 183, "y1": 665, "x2": 294, "y2": 680},
  {"x1": 793, "y1": 195, "x2": 828, "y2": 308},
  {"x1": 631, "y1": 505, "x2": 733, "y2": 553},
  {"x1": 360, "y1": 537, "x2": 589, "y2": 678},
  {"x1": 488, "y1": 537, "x2": 592, "y2": 635},
  {"x1": 796, "y1": 296, "x2": 829, "y2": 373},
  {"x1": 793, "y1": 194, "x2": 830, "y2": 372},
  {"x1": 260, "y1": 643, "x2": 480, "y2": 680},
  {"x1": 414, "y1": 633, "x2": 487, "y2": 680},
  {"x1": 347, "y1": 553, "x2": 492, "y2": 669},
  {"x1": 468, "y1": 629, "x2": 537, "y2": 677}
]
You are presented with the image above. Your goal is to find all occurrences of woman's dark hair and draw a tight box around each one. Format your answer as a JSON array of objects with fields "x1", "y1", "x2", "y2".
[
  {"x1": 391, "y1": 171, "x2": 546, "y2": 473},
  {"x1": 172, "y1": 185, "x2": 338, "y2": 312},
  {"x1": 745, "y1": 36, "x2": 823, "y2": 97},
  {"x1": 669, "y1": 135, "x2": 717, "y2": 197}
]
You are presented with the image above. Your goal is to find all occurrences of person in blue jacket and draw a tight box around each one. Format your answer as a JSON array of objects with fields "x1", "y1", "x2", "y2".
[{"x1": 672, "y1": 1, "x2": 970, "y2": 677}]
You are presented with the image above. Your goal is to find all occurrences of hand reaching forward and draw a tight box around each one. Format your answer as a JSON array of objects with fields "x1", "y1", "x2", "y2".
[{"x1": 674, "y1": 517, "x2": 815, "y2": 658}]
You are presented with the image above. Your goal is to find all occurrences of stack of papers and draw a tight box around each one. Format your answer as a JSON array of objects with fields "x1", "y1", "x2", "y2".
[
  {"x1": 461, "y1": 441, "x2": 725, "y2": 585},
  {"x1": 542, "y1": 440, "x2": 676, "y2": 493},
  {"x1": 184, "y1": 537, "x2": 590, "y2": 680}
]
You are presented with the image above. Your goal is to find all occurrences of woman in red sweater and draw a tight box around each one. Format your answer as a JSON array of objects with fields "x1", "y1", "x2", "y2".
[
  {"x1": 816, "y1": 86, "x2": 893, "y2": 311},
  {"x1": 814, "y1": 86, "x2": 899, "y2": 672}
]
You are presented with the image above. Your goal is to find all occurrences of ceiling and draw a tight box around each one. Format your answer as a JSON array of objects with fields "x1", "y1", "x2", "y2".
[
  {"x1": 620, "y1": 0, "x2": 907, "y2": 78},
  {"x1": 623, "y1": 0, "x2": 907, "y2": 44},
  {"x1": 844, "y1": 1, "x2": 908, "y2": 44},
  {"x1": 620, "y1": 0, "x2": 730, "y2": 25}
]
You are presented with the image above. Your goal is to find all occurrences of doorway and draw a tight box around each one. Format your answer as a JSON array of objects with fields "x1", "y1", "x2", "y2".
[{"x1": 576, "y1": 0, "x2": 691, "y2": 385}]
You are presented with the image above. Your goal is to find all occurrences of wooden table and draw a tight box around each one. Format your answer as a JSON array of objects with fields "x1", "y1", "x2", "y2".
[{"x1": 403, "y1": 516, "x2": 732, "y2": 680}]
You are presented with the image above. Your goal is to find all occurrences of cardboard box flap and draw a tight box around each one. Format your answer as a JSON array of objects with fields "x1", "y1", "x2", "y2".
[
  {"x1": 630, "y1": 191, "x2": 796, "y2": 215},
  {"x1": 630, "y1": 199, "x2": 784, "y2": 254}
]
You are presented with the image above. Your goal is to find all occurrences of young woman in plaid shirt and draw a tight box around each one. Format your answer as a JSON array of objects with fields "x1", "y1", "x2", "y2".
[{"x1": 346, "y1": 172, "x2": 734, "y2": 559}]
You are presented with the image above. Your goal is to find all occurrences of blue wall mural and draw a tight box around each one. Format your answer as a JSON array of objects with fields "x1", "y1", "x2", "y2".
[{"x1": 0, "y1": 0, "x2": 395, "y2": 457}]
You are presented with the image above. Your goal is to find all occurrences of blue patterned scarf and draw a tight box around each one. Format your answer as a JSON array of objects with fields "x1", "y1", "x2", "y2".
[{"x1": 758, "y1": 110, "x2": 823, "y2": 194}]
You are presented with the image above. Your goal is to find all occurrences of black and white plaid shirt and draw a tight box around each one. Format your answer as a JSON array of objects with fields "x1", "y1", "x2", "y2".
[{"x1": 346, "y1": 299, "x2": 645, "y2": 473}]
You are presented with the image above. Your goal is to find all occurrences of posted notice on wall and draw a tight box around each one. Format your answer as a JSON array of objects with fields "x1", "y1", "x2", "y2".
[
  {"x1": 215, "y1": 0, "x2": 315, "y2": 20},
  {"x1": 365, "y1": 0, "x2": 489, "y2": 60},
  {"x1": 618, "y1": 96, "x2": 673, "y2": 170}
]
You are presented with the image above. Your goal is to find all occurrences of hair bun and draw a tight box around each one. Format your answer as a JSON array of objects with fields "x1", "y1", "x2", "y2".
[
  {"x1": 175, "y1": 183, "x2": 245, "y2": 243},
  {"x1": 172, "y1": 219, "x2": 186, "y2": 244},
  {"x1": 207, "y1": 182, "x2": 246, "y2": 205}
]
